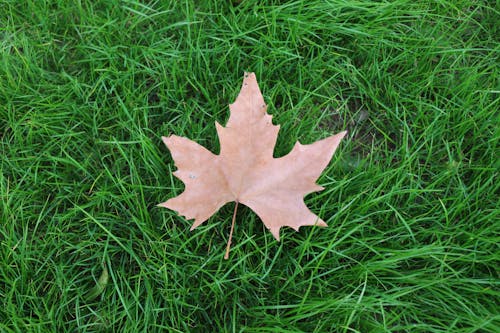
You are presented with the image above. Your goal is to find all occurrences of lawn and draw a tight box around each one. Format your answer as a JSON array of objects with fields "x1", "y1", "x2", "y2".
[{"x1": 0, "y1": 1, "x2": 498, "y2": 332}]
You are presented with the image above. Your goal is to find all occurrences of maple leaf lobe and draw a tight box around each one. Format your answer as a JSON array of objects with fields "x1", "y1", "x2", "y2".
[
  {"x1": 159, "y1": 72, "x2": 346, "y2": 241},
  {"x1": 158, "y1": 135, "x2": 232, "y2": 229}
]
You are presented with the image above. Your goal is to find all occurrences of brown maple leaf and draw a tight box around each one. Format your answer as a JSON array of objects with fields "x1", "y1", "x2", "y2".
[{"x1": 159, "y1": 72, "x2": 346, "y2": 258}]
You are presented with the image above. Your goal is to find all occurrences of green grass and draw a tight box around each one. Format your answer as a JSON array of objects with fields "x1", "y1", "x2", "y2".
[{"x1": 1, "y1": 0, "x2": 498, "y2": 332}]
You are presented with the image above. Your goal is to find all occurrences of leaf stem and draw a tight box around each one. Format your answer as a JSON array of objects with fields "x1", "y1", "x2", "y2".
[{"x1": 224, "y1": 201, "x2": 239, "y2": 260}]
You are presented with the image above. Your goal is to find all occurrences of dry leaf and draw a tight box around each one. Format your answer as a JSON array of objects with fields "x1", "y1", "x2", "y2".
[{"x1": 159, "y1": 72, "x2": 346, "y2": 257}]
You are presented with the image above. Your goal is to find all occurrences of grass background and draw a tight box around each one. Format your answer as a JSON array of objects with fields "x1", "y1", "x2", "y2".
[{"x1": 1, "y1": 0, "x2": 498, "y2": 332}]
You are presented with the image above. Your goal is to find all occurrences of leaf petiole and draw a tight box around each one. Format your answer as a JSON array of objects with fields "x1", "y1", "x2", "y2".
[{"x1": 224, "y1": 201, "x2": 239, "y2": 260}]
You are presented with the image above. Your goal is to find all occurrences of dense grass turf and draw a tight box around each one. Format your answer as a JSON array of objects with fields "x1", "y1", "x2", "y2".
[{"x1": 1, "y1": 0, "x2": 498, "y2": 332}]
